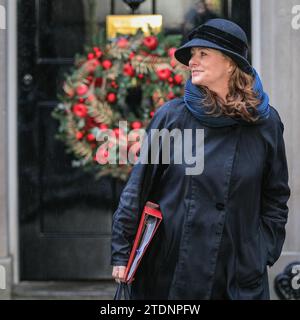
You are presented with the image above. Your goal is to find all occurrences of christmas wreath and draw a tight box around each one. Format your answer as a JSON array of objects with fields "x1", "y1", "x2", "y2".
[{"x1": 52, "y1": 29, "x2": 188, "y2": 181}]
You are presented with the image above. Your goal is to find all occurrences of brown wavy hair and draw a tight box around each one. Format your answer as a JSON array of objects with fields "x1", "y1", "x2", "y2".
[{"x1": 200, "y1": 56, "x2": 261, "y2": 123}]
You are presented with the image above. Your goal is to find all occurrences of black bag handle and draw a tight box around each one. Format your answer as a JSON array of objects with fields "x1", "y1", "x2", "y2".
[{"x1": 114, "y1": 282, "x2": 131, "y2": 300}]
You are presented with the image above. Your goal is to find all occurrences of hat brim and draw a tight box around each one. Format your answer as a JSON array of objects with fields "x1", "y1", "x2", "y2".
[{"x1": 174, "y1": 38, "x2": 253, "y2": 75}]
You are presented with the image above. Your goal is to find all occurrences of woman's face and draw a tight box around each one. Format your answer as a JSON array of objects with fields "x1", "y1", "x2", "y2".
[{"x1": 188, "y1": 47, "x2": 232, "y2": 89}]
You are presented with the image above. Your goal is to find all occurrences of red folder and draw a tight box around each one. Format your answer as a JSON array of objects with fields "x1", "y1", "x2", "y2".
[{"x1": 124, "y1": 201, "x2": 163, "y2": 284}]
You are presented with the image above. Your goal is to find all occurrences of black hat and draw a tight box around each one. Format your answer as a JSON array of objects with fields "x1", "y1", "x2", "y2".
[{"x1": 174, "y1": 18, "x2": 253, "y2": 74}]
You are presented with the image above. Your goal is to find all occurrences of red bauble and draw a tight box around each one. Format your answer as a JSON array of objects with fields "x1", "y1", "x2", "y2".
[
  {"x1": 167, "y1": 91, "x2": 175, "y2": 100},
  {"x1": 168, "y1": 47, "x2": 177, "y2": 57},
  {"x1": 85, "y1": 60, "x2": 101, "y2": 73},
  {"x1": 143, "y1": 36, "x2": 158, "y2": 50},
  {"x1": 107, "y1": 92, "x2": 117, "y2": 103},
  {"x1": 174, "y1": 74, "x2": 183, "y2": 85},
  {"x1": 72, "y1": 103, "x2": 88, "y2": 118},
  {"x1": 131, "y1": 121, "x2": 142, "y2": 129},
  {"x1": 129, "y1": 52, "x2": 135, "y2": 60},
  {"x1": 170, "y1": 58, "x2": 177, "y2": 68},
  {"x1": 117, "y1": 37, "x2": 129, "y2": 48},
  {"x1": 76, "y1": 132, "x2": 84, "y2": 140},
  {"x1": 76, "y1": 84, "x2": 89, "y2": 96},
  {"x1": 85, "y1": 117, "x2": 97, "y2": 129},
  {"x1": 93, "y1": 47, "x2": 103, "y2": 58},
  {"x1": 113, "y1": 128, "x2": 125, "y2": 138},
  {"x1": 95, "y1": 77, "x2": 103, "y2": 87},
  {"x1": 102, "y1": 60, "x2": 113, "y2": 70},
  {"x1": 123, "y1": 63, "x2": 135, "y2": 77},
  {"x1": 86, "y1": 75, "x2": 93, "y2": 83},
  {"x1": 99, "y1": 123, "x2": 109, "y2": 130},
  {"x1": 95, "y1": 51, "x2": 103, "y2": 58},
  {"x1": 150, "y1": 111, "x2": 155, "y2": 118},
  {"x1": 87, "y1": 53, "x2": 95, "y2": 60},
  {"x1": 156, "y1": 68, "x2": 172, "y2": 81},
  {"x1": 86, "y1": 133, "x2": 96, "y2": 142},
  {"x1": 111, "y1": 81, "x2": 118, "y2": 89}
]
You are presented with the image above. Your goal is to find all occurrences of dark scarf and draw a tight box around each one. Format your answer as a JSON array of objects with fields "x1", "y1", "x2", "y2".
[{"x1": 184, "y1": 68, "x2": 270, "y2": 127}]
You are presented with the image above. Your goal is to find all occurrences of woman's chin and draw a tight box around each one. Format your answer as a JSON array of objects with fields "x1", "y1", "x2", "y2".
[{"x1": 191, "y1": 77, "x2": 205, "y2": 86}]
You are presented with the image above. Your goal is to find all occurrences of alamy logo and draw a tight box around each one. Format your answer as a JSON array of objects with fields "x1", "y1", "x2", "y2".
[
  {"x1": 292, "y1": 5, "x2": 300, "y2": 30},
  {"x1": 94, "y1": 121, "x2": 205, "y2": 176},
  {"x1": 0, "y1": 5, "x2": 6, "y2": 30},
  {"x1": 291, "y1": 264, "x2": 300, "y2": 290},
  {"x1": 0, "y1": 265, "x2": 5, "y2": 290}
]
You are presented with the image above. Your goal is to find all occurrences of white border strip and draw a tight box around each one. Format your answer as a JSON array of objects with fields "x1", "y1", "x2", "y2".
[
  {"x1": 0, "y1": 4, "x2": 6, "y2": 30},
  {"x1": 7, "y1": 0, "x2": 19, "y2": 284},
  {"x1": 251, "y1": 0, "x2": 262, "y2": 74}
]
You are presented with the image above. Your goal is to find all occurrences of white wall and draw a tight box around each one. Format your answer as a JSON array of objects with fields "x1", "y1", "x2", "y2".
[
  {"x1": 253, "y1": 0, "x2": 300, "y2": 299},
  {"x1": 0, "y1": 0, "x2": 7, "y2": 259}
]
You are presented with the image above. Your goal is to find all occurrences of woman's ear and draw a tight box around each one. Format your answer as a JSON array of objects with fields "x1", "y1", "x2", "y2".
[{"x1": 227, "y1": 61, "x2": 236, "y2": 74}]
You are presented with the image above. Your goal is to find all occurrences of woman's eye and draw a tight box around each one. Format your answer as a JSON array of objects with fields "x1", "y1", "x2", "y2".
[{"x1": 200, "y1": 52, "x2": 207, "y2": 56}]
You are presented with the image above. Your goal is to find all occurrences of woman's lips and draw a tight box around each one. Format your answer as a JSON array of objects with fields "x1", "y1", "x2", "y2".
[{"x1": 192, "y1": 71, "x2": 203, "y2": 76}]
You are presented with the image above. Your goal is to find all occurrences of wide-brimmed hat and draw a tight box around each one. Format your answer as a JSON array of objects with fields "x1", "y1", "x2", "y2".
[{"x1": 174, "y1": 18, "x2": 253, "y2": 75}]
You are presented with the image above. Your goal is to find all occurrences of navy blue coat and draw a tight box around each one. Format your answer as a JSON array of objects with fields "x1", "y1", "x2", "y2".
[{"x1": 111, "y1": 97, "x2": 290, "y2": 300}]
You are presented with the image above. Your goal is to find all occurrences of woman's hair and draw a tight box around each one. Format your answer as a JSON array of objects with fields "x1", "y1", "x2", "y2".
[{"x1": 200, "y1": 56, "x2": 261, "y2": 123}]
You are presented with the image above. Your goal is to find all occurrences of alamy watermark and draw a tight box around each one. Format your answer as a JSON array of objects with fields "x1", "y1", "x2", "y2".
[
  {"x1": 292, "y1": 5, "x2": 300, "y2": 30},
  {"x1": 94, "y1": 121, "x2": 204, "y2": 176},
  {"x1": 0, "y1": 265, "x2": 5, "y2": 290},
  {"x1": 291, "y1": 264, "x2": 300, "y2": 290},
  {"x1": 0, "y1": 5, "x2": 6, "y2": 30}
]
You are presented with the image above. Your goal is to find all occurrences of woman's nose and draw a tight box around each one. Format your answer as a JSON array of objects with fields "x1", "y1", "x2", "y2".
[{"x1": 189, "y1": 57, "x2": 198, "y2": 68}]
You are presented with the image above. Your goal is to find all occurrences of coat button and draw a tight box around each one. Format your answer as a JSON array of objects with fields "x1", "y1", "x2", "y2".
[{"x1": 216, "y1": 202, "x2": 225, "y2": 211}]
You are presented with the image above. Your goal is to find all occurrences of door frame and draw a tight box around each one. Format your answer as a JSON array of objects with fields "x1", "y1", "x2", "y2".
[
  {"x1": 7, "y1": 0, "x2": 19, "y2": 284},
  {"x1": 251, "y1": 0, "x2": 262, "y2": 74}
]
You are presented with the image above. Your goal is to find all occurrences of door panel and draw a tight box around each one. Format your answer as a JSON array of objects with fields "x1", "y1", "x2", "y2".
[{"x1": 18, "y1": 0, "x2": 119, "y2": 280}]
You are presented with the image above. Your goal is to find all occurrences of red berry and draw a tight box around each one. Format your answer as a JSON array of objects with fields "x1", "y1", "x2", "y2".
[
  {"x1": 129, "y1": 52, "x2": 135, "y2": 60},
  {"x1": 167, "y1": 91, "x2": 175, "y2": 100},
  {"x1": 76, "y1": 132, "x2": 84, "y2": 140},
  {"x1": 87, "y1": 53, "x2": 95, "y2": 60},
  {"x1": 123, "y1": 63, "x2": 135, "y2": 77},
  {"x1": 143, "y1": 36, "x2": 158, "y2": 50},
  {"x1": 99, "y1": 123, "x2": 108, "y2": 130},
  {"x1": 86, "y1": 133, "x2": 96, "y2": 142},
  {"x1": 107, "y1": 93, "x2": 117, "y2": 103},
  {"x1": 174, "y1": 74, "x2": 183, "y2": 85},
  {"x1": 76, "y1": 84, "x2": 89, "y2": 96},
  {"x1": 72, "y1": 104, "x2": 88, "y2": 118},
  {"x1": 102, "y1": 60, "x2": 112, "y2": 69},
  {"x1": 131, "y1": 121, "x2": 142, "y2": 129},
  {"x1": 156, "y1": 68, "x2": 172, "y2": 81},
  {"x1": 168, "y1": 47, "x2": 177, "y2": 57},
  {"x1": 117, "y1": 37, "x2": 129, "y2": 48}
]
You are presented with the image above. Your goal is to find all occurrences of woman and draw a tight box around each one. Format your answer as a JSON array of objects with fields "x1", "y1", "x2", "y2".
[{"x1": 111, "y1": 18, "x2": 290, "y2": 300}]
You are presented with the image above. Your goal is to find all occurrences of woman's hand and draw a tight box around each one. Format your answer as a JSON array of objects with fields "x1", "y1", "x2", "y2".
[{"x1": 112, "y1": 266, "x2": 126, "y2": 283}]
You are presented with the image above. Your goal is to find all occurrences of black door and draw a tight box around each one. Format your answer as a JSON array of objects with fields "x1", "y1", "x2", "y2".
[{"x1": 17, "y1": 0, "x2": 124, "y2": 280}]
